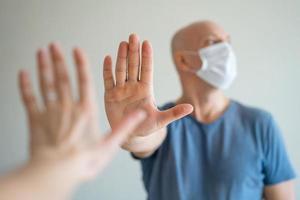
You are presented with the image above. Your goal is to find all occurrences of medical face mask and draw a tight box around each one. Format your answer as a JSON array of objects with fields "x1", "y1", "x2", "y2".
[{"x1": 197, "y1": 42, "x2": 237, "y2": 89}]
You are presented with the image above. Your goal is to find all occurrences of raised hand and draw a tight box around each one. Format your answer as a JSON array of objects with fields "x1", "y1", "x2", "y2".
[
  {"x1": 103, "y1": 34, "x2": 193, "y2": 154},
  {"x1": 18, "y1": 43, "x2": 146, "y2": 181}
]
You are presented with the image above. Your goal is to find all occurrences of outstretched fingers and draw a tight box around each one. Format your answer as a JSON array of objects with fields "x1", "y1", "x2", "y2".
[
  {"x1": 18, "y1": 70, "x2": 39, "y2": 116},
  {"x1": 105, "y1": 35, "x2": 153, "y2": 89},
  {"x1": 127, "y1": 34, "x2": 140, "y2": 82},
  {"x1": 49, "y1": 43, "x2": 73, "y2": 105},
  {"x1": 140, "y1": 40, "x2": 153, "y2": 85},
  {"x1": 103, "y1": 56, "x2": 115, "y2": 91},
  {"x1": 37, "y1": 48, "x2": 57, "y2": 107},
  {"x1": 115, "y1": 41, "x2": 128, "y2": 86},
  {"x1": 73, "y1": 47, "x2": 94, "y2": 104}
]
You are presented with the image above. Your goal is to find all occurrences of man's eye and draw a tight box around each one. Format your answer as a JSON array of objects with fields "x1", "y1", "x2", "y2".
[
  {"x1": 207, "y1": 40, "x2": 219, "y2": 46},
  {"x1": 207, "y1": 40, "x2": 215, "y2": 45}
]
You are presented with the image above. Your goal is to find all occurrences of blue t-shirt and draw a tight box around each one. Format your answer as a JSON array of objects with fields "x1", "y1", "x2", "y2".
[{"x1": 137, "y1": 100, "x2": 296, "y2": 200}]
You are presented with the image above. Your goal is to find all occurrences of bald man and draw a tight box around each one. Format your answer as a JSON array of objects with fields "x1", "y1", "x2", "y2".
[{"x1": 103, "y1": 23, "x2": 296, "y2": 200}]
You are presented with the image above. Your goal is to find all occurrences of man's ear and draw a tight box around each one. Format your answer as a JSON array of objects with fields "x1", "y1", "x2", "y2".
[{"x1": 174, "y1": 51, "x2": 189, "y2": 71}]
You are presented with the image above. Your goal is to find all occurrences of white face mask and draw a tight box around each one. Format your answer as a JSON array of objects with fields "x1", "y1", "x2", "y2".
[{"x1": 197, "y1": 42, "x2": 237, "y2": 89}]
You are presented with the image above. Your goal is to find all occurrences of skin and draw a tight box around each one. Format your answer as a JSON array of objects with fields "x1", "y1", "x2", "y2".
[
  {"x1": 104, "y1": 22, "x2": 295, "y2": 199},
  {"x1": 103, "y1": 35, "x2": 193, "y2": 157},
  {"x1": 0, "y1": 43, "x2": 146, "y2": 200}
]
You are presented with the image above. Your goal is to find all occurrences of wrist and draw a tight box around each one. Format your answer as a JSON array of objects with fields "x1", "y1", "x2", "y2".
[
  {"x1": 26, "y1": 148, "x2": 87, "y2": 186},
  {"x1": 24, "y1": 158, "x2": 81, "y2": 199},
  {"x1": 123, "y1": 127, "x2": 167, "y2": 157}
]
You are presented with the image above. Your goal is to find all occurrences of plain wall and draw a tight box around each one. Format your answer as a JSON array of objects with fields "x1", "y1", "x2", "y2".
[{"x1": 0, "y1": 0, "x2": 299, "y2": 199}]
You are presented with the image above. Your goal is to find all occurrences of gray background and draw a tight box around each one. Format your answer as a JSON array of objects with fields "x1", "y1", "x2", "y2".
[{"x1": 0, "y1": 0, "x2": 299, "y2": 199}]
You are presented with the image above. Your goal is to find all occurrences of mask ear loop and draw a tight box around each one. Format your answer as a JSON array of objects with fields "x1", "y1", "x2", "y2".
[{"x1": 180, "y1": 50, "x2": 207, "y2": 72}]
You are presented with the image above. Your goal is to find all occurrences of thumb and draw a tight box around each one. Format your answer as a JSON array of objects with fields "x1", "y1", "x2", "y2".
[
  {"x1": 83, "y1": 110, "x2": 147, "y2": 178},
  {"x1": 158, "y1": 104, "x2": 193, "y2": 128},
  {"x1": 91, "y1": 110, "x2": 146, "y2": 166},
  {"x1": 101, "y1": 109, "x2": 147, "y2": 148}
]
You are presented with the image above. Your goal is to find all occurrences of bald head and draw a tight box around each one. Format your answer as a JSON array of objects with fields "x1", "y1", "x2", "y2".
[{"x1": 171, "y1": 20, "x2": 230, "y2": 55}]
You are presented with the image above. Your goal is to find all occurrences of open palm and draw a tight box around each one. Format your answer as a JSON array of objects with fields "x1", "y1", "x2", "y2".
[
  {"x1": 19, "y1": 43, "x2": 146, "y2": 181},
  {"x1": 103, "y1": 34, "x2": 193, "y2": 137}
]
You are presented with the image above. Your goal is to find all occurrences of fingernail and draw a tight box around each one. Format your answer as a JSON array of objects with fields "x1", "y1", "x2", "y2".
[
  {"x1": 129, "y1": 33, "x2": 139, "y2": 42},
  {"x1": 49, "y1": 42, "x2": 60, "y2": 51},
  {"x1": 37, "y1": 48, "x2": 43, "y2": 54},
  {"x1": 188, "y1": 104, "x2": 194, "y2": 111},
  {"x1": 19, "y1": 70, "x2": 27, "y2": 78}
]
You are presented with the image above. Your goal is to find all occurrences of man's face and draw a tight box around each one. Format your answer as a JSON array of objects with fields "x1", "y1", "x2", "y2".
[{"x1": 180, "y1": 23, "x2": 231, "y2": 72}]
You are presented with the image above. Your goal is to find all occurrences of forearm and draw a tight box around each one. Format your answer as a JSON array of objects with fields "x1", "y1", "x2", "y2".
[
  {"x1": 0, "y1": 160, "x2": 80, "y2": 200},
  {"x1": 122, "y1": 127, "x2": 167, "y2": 158},
  {"x1": 264, "y1": 180, "x2": 295, "y2": 200}
]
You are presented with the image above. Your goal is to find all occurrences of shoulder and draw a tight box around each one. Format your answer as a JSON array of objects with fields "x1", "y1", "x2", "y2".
[
  {"x1": 232, "y1": 101, "x2": 283, "y2": 145},
  {"x1": 233, "y1": 100, "x2": 273, "y2": 124}
]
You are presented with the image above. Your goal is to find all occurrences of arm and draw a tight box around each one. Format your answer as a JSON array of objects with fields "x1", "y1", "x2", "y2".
[
  {"x1": 103, "y1": 34, "x2": 193, "y2": 158},
  {"x1": 262, "y1": 115, "x2": 296, "y2": 200},
  {"x1": 0, "y1": 43, "x2": 146, "y2": 200},
  {"x1": 0, "y1": 159, "x2": 81, "y2": 200},
  {"x1": 264, "y1": 180, "x2": 295, "y2": 200}
]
